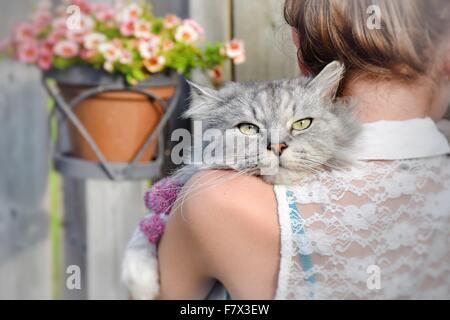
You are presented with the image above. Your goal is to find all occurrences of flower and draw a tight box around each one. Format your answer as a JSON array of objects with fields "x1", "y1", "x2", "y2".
[
  {"x1": 143, "y1": 55, "x2": 166, "y2": 73},
  {"x1": 209, "y1": 66, "x2": 223, "y2": 83},
  {"x1": 78, "y1": 15, "x2": 95, "y2": 32},
  {"x1": 139, "y1": 214, "x2": 166, "y2": 244},
  {"x1": 37, "y1": 47, "x2": 53, "y2": 70},
  {"x1": 2, "y1": 1, "x2": 245, "y2": 85},
  {"x1": 119, "y1": 3, "x2": 142, "y2": 22},
  {"x1": 134, "y1": 20, "x2": 152, "y2": 39},
  {"x1": 53, "y1": 40, "x2": 79, "y2": 58},
  {"x1": 183, "y1": 19, "x2": 205, "y2": 37},
  {"x1": 120, "y1": 20, "x2": 135, "y2": 37},
  {"x1": 162, "y1": 39, "x2": 174, "y2": 51},
  {"x1": 138, "y1": 37, "x2": 160, "y2": 59},
  {"x1": 103, "y1": 60, "x2": 114, "y2": 72},
  {"x1": 92, "y1": 3, "x2": 114, "y2": 22},
  {"x1": 66, "y1": 29, "x2": 86, "y2": 43},
  {"x1": 225, "y1": 39, "x2": 246, "y2": 64},
  {"x1": 32, "y1": 11, "x2": 52, "y2": 34},
  {"x1": 13, "y1": 23, "x2": 35, "y2": 43},
  {"x1": 163, "y1": 14, "x2": 181, "y2": 29},
  {"x1": 80, "y1": 48, "x2": 95, "y2": 61},
  {"x1": 51, "y1": 17, "x2": 68, "y2": 35},
  {"x1": 120, "y1": 50, "x2": 133, "y2": 65},
  {"x1": 83, "y1": 32, "x2": 106, "y2": 50},
  {"x1": 17, "y1": 40, "x2": 39, "y2": 63},
  {"x1": 47, "y1": 30, "x2": 65, "y2": 45},
  {"x1": 175, "y1": 23, "x2": 199, "y2": 44},
  {"x1": 99, "y1": 42, "x2": 121, "y2": 61}
]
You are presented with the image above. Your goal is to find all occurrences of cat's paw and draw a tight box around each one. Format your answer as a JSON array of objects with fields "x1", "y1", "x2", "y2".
[{"x1": 122, "y1": 227, "x2": 160, "y2": 300}]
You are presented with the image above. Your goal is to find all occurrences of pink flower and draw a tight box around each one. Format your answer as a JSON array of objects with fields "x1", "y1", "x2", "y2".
[
  {"x1": 13, "y1": 23, "x2": 35, "y2": 43},
  {"x1": 162, "y1": 39, "x2": 174, "y2": 52},
  {"x1": 120, "y1": 21, "x2": 135, "y2": 37},
  {"x1": 119, "y1": 3, "x2": 142, "y2": 22},
  {"x1": 53, "y1": 40, "x2": 79, "y2": 58},
  {"x1": 17, "y1": 40, "x2": 39, "y2": 63},
  {"x1": 52, "y1": 17, "x2": 67, "y2": 32},
  {"x1": 175, "y1": 23, "x2": 199, "y2": 44},
  {"x1": 134, "y1": 20, "x2": 152, "y2": 39},
  {"x1": 163, "y1": 14, "x2": 181, "y2": 29},
  {"x1": 103, "y1": 60, "x2": 114, "y2": 72},
  {"x1": 138, "y1": 37, "x2": 160, "y2": 59},
  {"x1": 32, "y1": 11, "x2": 52, "y2": 34},
  {"x1": 38, "y1": 47, "x2": 53, "y2": 70},
  {"x1": 83, "y1": 32, "x2": 106, "y2": 50},
  {"x1": 66, "y1": 29, "x2": 86, "y2": 43},
  {"x1": 225, "y1": 39, "x2": 246, "y2": 64},
  {"x1": 92, "y1": 3, "x2": 114, "y2": 22},
  {"x1": 139, "y1": 214, "x2": 166, "y2": 244},
  {"x1": 183, "y1": 19, "x2": 205, "y2": 37},
  {"x1": 209, "y1": 66, "x2": 223, "y2": 83},
  {"x1": 80, "y1": 49, "x2": 95, "y2": 61},
  {"x1": 143, "y1": 177, "x2": 183, "y2": 214},
  {"x1": 41, "y1": 39, "x2": 55, "y2": 52},
  {"x1": 143, "y1": 55, "x2": 166, "y2": 73},
  {"x1": 47, "y1": 30, "x2": 65, "y2": 45},
  {"x1": 99, "y1": 42, "x2": 121, "y2": 61},
  {"x1": 120, "y1": 50, "x2": 132, "y2": 65}
]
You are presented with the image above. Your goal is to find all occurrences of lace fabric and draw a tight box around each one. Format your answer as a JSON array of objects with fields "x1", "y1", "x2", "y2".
[{"x1": 274, "y1": 156, "x2": 450, "y2": 299}]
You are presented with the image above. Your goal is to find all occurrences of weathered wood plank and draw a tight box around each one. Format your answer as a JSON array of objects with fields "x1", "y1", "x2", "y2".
[
  {"x1": 0, "y1": 0, "x2": 52, "y2": 299},
  {"x1": 233, "y1": 0, "x2": 299, "y2": 81},
  {"x1": 189, "y1": 0, "x2": 232, "y2": 83},
  {"x1": 86, "y1": 180, "x2": 148, "y2": 299}
]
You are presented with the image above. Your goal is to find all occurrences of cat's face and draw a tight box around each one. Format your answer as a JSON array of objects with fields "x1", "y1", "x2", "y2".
[{"x1": 185, "y1": 61, "x2": 360, "y2": 184}]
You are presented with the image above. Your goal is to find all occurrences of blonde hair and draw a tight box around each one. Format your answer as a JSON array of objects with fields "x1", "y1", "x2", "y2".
[{"x1": 284, "y1": 0, "x2": 450, "y2": 80}]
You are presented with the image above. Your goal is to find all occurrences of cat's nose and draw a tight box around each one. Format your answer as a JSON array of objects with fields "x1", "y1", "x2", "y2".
[{"x1": 269, "y1": 143, "x2": 288, "y2": 155}]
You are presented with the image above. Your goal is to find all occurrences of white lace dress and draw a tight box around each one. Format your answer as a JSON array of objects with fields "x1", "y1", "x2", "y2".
[{"x1": 274, "y1": 118, "x2": 450, "y2": 299}]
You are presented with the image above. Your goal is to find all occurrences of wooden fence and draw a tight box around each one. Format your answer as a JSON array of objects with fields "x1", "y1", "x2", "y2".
[{"x1": 0, "y1": 0, "x2": 298, "y2": 299}]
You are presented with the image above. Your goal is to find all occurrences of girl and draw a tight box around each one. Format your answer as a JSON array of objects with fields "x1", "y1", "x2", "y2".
[{"x1": 158, "y1": 0, "x2": 450, "y2": 299}]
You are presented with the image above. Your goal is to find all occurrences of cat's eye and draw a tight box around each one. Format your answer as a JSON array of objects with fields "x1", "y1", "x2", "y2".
[
  {"x1": 237, "y1": 123, "x2": 260, "y2": 135},
  {"x1": 292, "y1": 118, "x2": 313, "y2": 131}
]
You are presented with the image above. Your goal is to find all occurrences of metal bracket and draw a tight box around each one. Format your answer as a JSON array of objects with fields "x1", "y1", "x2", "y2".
[{"x1": 42, "y1": 72, "x2": 182, "y2": 181}]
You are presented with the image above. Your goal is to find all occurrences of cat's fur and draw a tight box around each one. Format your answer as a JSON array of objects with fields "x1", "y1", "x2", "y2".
[{"x1": 121, "y1": 61, "x2": 361, "y2": 299}]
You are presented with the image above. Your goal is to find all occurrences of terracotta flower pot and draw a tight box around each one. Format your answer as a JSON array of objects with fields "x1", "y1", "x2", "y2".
[
  {"x1": 49, "y1": 66, "x2": 177, "y2": 164},
  {"x1": 60, "y1": 85, "x2": 174, "y2": 163}
]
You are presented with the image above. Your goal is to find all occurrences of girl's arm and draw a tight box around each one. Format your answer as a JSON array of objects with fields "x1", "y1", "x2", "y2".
[{"x1": 158, "y1": 170, "x2": 280, "y2": 300}]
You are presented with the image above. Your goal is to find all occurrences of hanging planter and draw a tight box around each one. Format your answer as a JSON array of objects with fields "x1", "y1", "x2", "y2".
[
  {"x1": 0, "y1": 0, "x2": 245, "y2": 179},
  {"x1": 48, "y1": 66, "x2": 175, "y2": 163}
]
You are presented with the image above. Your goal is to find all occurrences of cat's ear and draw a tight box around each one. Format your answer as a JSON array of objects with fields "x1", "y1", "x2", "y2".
[
  {"x1": 186, "y1": 80, "x2": 221, "y2": 102},
  {"x1": 307, "y1": 61, "x2": 345, "y2": 101},
  {"x1": 184, "y1": 80, "x2": 221, "y2": 119}
]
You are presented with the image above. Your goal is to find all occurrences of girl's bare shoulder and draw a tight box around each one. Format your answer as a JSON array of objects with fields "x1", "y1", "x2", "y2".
[{"x1": 171, "y1": 170, "x2": 280, "y2": 299}]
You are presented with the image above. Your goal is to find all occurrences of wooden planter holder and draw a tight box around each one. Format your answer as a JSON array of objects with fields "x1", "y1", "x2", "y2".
[{"x1": 42, "y1": 66, "x2": 182, "y2": 181}]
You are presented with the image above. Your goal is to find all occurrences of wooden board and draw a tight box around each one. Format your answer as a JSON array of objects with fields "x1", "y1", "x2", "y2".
[
  {"x1": 0, "y1": 0, "x2": 52, "y2": 298},
  {"x1": 233, "y1": 0, "x2": 299, "y2": 81},
  {"x1": 189, "y1": 0, "x2": 233, "y2": 83}
]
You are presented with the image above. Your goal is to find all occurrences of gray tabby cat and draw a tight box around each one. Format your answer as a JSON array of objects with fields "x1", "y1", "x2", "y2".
[{"x1": 122, "y1": 61, "x2": 361, "y2": 299}]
